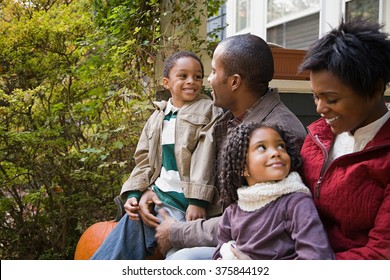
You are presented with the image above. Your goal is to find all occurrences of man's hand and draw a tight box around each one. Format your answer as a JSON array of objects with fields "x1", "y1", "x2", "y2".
[
  {"x1": 185, "y1": 204, "x2": 207, "y2": 221},
  {"x1": 155, "y1": 208, "x2": 175, "y2": 256},
  {"x1": 139, "y1": 189, "x2": 162, "y2": 228}
]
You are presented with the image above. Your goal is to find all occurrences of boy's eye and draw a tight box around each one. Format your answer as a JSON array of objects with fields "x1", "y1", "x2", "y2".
[{"x1": 195, "y1": 75, "x2": 203, "y2": 80}]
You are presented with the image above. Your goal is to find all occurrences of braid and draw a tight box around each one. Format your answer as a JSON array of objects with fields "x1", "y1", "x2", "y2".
[{"x1": 219, "y1": 124, "x2": 252, "y2": 207}]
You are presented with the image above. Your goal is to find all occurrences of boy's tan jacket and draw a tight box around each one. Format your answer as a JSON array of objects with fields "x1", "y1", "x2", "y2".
[{"x1": 120, "y1": 94, "x2": 223, "y2": 216}]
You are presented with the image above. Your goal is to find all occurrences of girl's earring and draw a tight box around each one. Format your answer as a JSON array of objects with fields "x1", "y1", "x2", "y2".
[{"x1": 243, "y1": 170, "x2": 250, "y2": 177}]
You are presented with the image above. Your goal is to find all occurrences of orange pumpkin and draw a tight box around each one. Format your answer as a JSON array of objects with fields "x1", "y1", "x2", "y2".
[
  {"x1": 74, "y1": 220, "x2": 118, "y2": 260},
  {"x1": 74, "y1": 219, "x2": 164, "y2": 260}
]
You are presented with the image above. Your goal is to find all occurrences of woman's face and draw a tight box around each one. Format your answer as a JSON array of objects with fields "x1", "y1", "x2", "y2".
[{"x1": 310, "y1": 70, "x2": 382, "y2": 135}]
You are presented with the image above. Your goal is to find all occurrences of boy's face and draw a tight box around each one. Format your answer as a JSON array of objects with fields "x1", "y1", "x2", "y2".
[
  {"x1": 310, "y1": 70, "x2": 383, "y2": 135},
  {"x1": 244, "y1": 127, "x2": 291, "y2": 186},
  {"x1": 162, "y1": 57, "x2": 203, "y2": 108}
]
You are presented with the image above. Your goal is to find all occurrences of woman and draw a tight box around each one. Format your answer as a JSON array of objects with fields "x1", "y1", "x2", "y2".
[{"x1": 298, "y1": 18, "x2": 390, "y2": 260}]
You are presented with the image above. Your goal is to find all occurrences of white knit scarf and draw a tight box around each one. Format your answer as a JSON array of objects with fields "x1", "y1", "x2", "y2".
[{"x1": 237, "y1": 172, "x2": 312, "y2": 212}]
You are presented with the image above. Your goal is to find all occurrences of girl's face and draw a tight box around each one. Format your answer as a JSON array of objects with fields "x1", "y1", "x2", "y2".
[
  {"x1": 244, "y1": 127, "x2": 291, "y2": 186},
  {"x1": 162, "y1": 56, "x2": 203, "y2": 108},
  {"x1": 310, "y1": 70, "x2": 384, "y2": 135}
]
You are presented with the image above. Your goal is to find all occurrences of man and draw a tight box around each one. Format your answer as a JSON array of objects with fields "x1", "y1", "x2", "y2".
[{"x1": 143, "y1": 34, "x2": 307, "y2": 259}]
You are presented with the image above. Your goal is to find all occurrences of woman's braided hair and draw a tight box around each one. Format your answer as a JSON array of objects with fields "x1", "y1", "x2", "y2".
[{"x1": 218, "y1": 122, "x2": 302, "y2": 207}]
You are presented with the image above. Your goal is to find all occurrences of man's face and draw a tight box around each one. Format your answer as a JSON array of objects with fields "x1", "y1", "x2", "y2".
[{"x1": 208, "y1": 45, "x2": 235, "y2": 110}]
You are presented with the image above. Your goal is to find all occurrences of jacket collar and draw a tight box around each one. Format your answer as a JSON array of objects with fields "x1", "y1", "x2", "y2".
[
  {"x1": 245, "y1": 87, "x2": 281, "y2": 123},
  {"x1": 365, "y1": 117, "x2": 390, "y2": 148},
  {"x1": 219, "y1": 87, "x2": 281, "y2": 125},
  {"x1": 308, "y1": 116, "x2": 390, "y2": 151},
  {"x1": 153, "y1": 93, "x2": 209, "y2": 112}
]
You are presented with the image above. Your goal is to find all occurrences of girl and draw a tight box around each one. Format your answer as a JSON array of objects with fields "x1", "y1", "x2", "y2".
[{"x1": 213, "y1": 122, "x2": 334, "y2": 260}]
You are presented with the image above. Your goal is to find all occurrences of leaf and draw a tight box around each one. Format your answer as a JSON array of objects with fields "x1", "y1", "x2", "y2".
[{"x1": 114, "y1": 141, "x2": 124, "y2": 149}]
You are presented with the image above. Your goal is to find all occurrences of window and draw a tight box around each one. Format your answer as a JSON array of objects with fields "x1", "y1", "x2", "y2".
[
  {"x1": 267, "y1": 13, "x2": 319, "y2": 49},
  {"x1": 268, "y1": 0, "x2": 320, "y2": 22},
  {"x1": 345, "y1": 0, "x2": 379, "y2": 22},
  {"x1": 207, "y1": 3, "x2": 227, "y2": 41},
  {"x1": 236, "y1": 0, "x2": 250, "y2": 32},
  {"x1": 267, "y1": 0, "x2": 320, "y2": 50}
]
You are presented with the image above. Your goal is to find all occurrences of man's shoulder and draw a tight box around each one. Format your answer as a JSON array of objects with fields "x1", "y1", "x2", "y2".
[
  {"x1": 247, "y1": 98, "x2": 302, "y2": 127},
  {"x1": 244, "y1": 92, "x2": 307, "y2": 144}
]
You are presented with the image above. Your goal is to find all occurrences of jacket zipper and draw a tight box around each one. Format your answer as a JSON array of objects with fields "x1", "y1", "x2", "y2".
[
  {"x1": 309, "y1": 132, "x2": 330, "y2": 199},
  {"x1": 310, "y1": 130, "x2": 390, "y2": 199},
  {"x1": 315, "y1": 176, "x2": 322, "y2": 198}
]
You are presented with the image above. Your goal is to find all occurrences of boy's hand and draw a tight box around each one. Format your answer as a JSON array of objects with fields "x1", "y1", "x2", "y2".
[
  {"x1": 185, "y1": 204, "x2": 206, "y2": 221},
  {"x1": 124, "y1": 197, "x2": 141, "y2": 220},
  {"x1": 124, "y1": 189, "x2": 162, "y2": 228}
]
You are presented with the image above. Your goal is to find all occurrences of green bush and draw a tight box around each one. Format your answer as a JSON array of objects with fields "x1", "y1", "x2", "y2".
[{"x1": 0, "y1": 0, "x2": 224, "y2": 259}]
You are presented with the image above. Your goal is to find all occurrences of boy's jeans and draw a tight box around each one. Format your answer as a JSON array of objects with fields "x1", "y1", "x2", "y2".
[{"x1": 90, "y1": 204, "x2": 184, "y2": 260}]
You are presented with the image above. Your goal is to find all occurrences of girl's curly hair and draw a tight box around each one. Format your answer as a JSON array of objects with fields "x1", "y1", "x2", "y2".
[{"x1": 218, "y1": 122, "x2": 302, "y2": 207}]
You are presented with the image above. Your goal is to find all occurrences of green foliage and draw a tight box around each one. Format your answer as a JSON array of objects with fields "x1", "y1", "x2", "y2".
[{"x1": 0, "y1": 0, "x2": 224, "y2": 259}]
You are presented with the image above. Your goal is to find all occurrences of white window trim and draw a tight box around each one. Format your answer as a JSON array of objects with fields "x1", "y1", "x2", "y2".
[
  {"x1": 226, "y1": 0, "x2": 267, "y2": 37},
  {"x1": 225, "y1": 0, "x2": 389, "y2": 39},
  {"x1": 267, "y1": 6, "x2": 321, "y2": 28}
]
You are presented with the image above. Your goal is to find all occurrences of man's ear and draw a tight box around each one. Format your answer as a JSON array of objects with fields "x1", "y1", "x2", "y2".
[
  {"x1": 231, "y1": 74, "x2": 241, "y2": 91},
  {"x1": 374, "y1": 80, "x2": 385, "y2": 96},
  {"x1": 162, "y1": 77, "x2": 170, "y2": 89}
]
